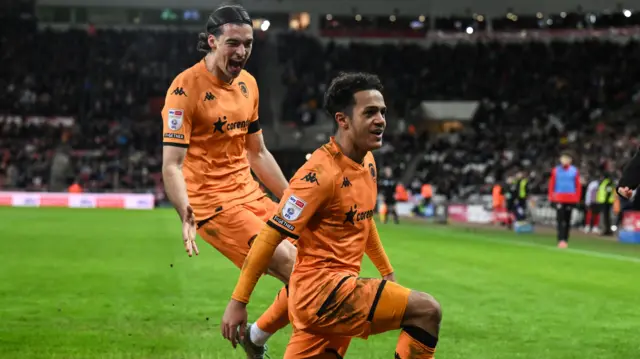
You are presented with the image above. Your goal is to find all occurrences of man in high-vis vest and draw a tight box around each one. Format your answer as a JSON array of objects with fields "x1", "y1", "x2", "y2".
[
  {"x1": 596, "y1": 172, "x2": 615, "y2": 236},
  {"x1": 548, "y1": 152, "x2": 581, "y2": 248},
  {"x1": 515, "y1": 170, "x2": 529, "y2": 222}
]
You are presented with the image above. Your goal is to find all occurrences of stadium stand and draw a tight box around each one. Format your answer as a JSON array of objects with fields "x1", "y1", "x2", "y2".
[
  {"x1": 278, "y1": 33, "x2": 640, "y2": 199},
  {"x1": 2, "y1": 3, "x2": 640, "y2": 213},
  {"x1": 0, "y1": 23, "x2": 267, "y2": 195}
]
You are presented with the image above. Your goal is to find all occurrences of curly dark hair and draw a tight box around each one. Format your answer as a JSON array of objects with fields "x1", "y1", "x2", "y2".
[{"x1": 323, "y1": 72, "x2": 384, "y2": 118}]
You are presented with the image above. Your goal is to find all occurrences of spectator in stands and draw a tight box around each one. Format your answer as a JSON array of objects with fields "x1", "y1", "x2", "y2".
[
  {"x1": 68, "y1": 179, "x2": 82, "y2": 193},
  {"x1": 618, "y1": 147, "x2": 640, "y2": 199},
  {"x1": 3, "y1": 22, "x2": 640, "y2": 213}
]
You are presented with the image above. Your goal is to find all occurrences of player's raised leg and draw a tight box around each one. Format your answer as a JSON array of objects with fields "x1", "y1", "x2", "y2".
[
  {"x1": 394, "y1": 290, "x2": 442, "y2": 358},
  {"x1": 248, "y1": 197, "x2": 297, "y2": 349},
  {"x1": 243, "y1": 240, "x2": 296, "y2": 351},
  {"x1": 356, "y1": 279, "x2": 441, "y2": 358},
  {"x1": 197, "y1": 198, "x2": 295, "y2": 357},
  {"x1": 284, "y1": 277, "x2": 441, "y2": 359}
]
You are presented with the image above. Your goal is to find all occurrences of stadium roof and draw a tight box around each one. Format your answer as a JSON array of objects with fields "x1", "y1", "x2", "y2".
[{"x1": 38, "y1": 0, "x2": 623, "y2": 16}]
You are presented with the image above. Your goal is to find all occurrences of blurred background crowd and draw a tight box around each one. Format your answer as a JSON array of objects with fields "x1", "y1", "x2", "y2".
[{"x1": 2, "y1": 0, "x2": 640, "y2": 212}]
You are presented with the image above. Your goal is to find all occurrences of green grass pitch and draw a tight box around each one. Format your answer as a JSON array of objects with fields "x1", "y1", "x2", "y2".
[{"x1": 1, "y1": 207, "x2": 639, "y2": 359}]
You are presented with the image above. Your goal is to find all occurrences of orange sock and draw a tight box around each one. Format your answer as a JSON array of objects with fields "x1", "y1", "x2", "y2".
[
  {"x1": 255, "y1": 286, "x2": 290, "y2": 334},
  {"x1": 395, "y1": 327, "x2": 437, "y2": 359}
]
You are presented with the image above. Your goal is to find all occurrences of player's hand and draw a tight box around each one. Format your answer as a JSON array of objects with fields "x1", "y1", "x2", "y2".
[
  {"x1": 181, "y1": 205, "x2": 198, "y2": 257},
  {"x1": 618, "y1": 186, "x2": 634, "y2": 199},
  {"x1": 221, "y1": 299, "x2": 248, "y2": 348},
  {"x1": 383, "y1": 272, "x2": 396, "y2": 282}
]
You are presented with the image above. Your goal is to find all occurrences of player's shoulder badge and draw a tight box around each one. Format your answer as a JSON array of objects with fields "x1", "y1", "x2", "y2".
[
  {"x1": 167, "y1": 109, "x2": 184, "y2": 131},
  {"x1": 238, "y1": 81, "x2": 249, "y2": 98},
  {"x1": 368, "y1": 163, "x2": 376, "y2": 181},
  {"x1": 282, "y1": 195, "x2": 306, "y2": 221}
]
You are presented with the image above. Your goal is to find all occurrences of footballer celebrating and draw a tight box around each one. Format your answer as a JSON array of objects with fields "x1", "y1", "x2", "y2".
[
  {"x1": 222, "y1": 72, "x2": 443, "y2": 358},
  {"x1": 161, "y1": 4, "x2": 295, "y2": 358}
]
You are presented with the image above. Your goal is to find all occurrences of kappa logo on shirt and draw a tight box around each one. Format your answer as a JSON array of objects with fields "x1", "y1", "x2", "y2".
[
  {"x1": 204, "y1": 92, "x2": 216, "y2": 101},
  {"x1": 341, "y1": 177, "x2": 351, "y2": 188},
  {"x1": 171, "y1": 87, "x2": 187, "y2": 96},
  {"x1": 301, "y1": 172, "x2": 319, "y2": 185}
]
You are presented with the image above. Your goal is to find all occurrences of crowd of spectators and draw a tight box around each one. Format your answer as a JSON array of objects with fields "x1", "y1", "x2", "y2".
[
  {"x1": 0, "y1": 21, "x2": 263, "y2": 195},
  {"x1": 2, "y1": 18, "x2": 640, "y2": 200},
  {"x1": 278, "y1": 32, "x2": 640, "y2": 197}
]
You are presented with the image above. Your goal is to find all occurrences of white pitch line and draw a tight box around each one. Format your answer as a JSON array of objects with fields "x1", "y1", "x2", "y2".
[
  {"x1": 479, "y1": 235, "x2": 640, "y2": 263},
  {"x1": 425, "y1": 226, "x2": 640, "y2": 264}
]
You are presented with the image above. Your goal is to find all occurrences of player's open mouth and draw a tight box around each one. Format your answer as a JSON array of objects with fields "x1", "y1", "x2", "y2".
[
  {"x1": 228, "y1": 59, "x2": 244, "y2": 73},
  {"x1": 370, "y1": 129, "x2": 384, "y2": 139}
]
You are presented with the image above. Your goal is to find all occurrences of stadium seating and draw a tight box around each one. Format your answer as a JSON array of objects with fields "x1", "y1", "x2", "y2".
[
  {"x1": 0, "y1": 25, "x2": 263, "y2": 195},
  {"x1": 2, "y1": 21, "x2": 640, "y2": 201},
  {"x1": 277, "y1": 32, "x2": 640, "y2": 197}
]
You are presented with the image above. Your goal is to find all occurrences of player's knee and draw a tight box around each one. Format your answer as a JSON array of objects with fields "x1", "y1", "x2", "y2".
[
  {"x1": 402, "y1": 291, "x2": 442, "y2": 330},
  {"x1": 268, "y1": 241, "x2": 297, "y2": 283}
]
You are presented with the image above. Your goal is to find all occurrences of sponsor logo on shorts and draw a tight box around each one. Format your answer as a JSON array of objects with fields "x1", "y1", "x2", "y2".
[{"x1": 272, "y1": 215, "x2": 295, "y2": 231}]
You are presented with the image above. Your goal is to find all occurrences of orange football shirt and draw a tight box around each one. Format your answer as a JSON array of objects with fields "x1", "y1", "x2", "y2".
[
  {"x1": 266, "y1": 138, "x2": 379, "y2": 316},
  {"x1": 162, "y1": 60, "x2": 264, "y2": 221}
]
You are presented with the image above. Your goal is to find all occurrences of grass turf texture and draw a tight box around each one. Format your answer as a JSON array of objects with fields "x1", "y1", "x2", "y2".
[{"x1": 1, "y1": 207, "x2": 639, "y2": 359}]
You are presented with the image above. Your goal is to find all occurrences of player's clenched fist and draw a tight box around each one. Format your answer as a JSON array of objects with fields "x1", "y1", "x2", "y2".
[
  {"x1": 383, "y1": 272, "x2": 397, "y2": 283},
  {"x1": 221, "y1": 299, "x2": 248, "y2": 348},
  {"x1": 181, "y1": 205, "x2": 199, "y2": 257}
]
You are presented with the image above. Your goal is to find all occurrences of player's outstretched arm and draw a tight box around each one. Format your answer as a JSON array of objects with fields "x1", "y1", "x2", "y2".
[
  {"x1": 221, "y1": 225, "x2": 284, "y2": 347},
  {"x1": 366, "y1": 221, "x2": 395, "y2": 282},
  {"x1": 221, "y1": 155, "x2": 334, "y2": 346},
  {"x1": 162, "y1": 146, "x2": 198, "y2": 257},
  {"x1": 162, "y1": 73, "x2": 197, "y2": 256},
  {"x1": 162, "y1": 147, "x2": 190, "y2": 218},
  {"x1": 246, "y1": 131, "x2": 289, "y2": 199}
]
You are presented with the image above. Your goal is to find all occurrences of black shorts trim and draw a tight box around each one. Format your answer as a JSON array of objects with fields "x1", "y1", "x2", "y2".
[
  {"x1": 366, "y1": 279, "x2": 387, "y2": 322},
  {"x1": 325, "y1": 349, "x2": 344, "y2": 359},
  {"x1": 316, "y1": 275, "x2": 353, "y2": 317},
  {"x1": 247, "y1": 119, "x2": 261, "y2": 134},
  {"x1": 196, "y1": 216, "x2": 214, "y2": 229},
  {"x1": 266, "y1": 220, "x2": 299, "y2": 239},
  {"x1": 162, "y1": 142, "x2": 189, "y2": 148},
  {"x1": 195, "y1": 206, "x2": 224, "y2": 229}
]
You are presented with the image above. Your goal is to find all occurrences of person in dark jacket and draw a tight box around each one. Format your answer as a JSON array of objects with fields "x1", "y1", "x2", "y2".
[
  {"x1": 617, "y1": 147, "x2": 640, "y2": 199},
  {"x1": 378, "y1": 166, "x2": 400, "y2": 224}
]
